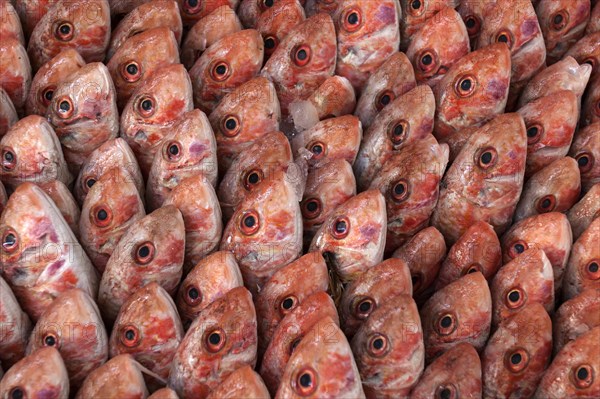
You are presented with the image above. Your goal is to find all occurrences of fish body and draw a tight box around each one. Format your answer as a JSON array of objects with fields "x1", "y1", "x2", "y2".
[
  {"x1": 0, "y1": 37, "x2": 31, "y2": 115},
  {"x1": 0, "y1": 88, "x2": 18, "y2": 138},
  {"x1": 569, "y1": 122, "x2": 600, "y2": 193},
  {"x1": 206, "y1": 365, "x2": 270, "y2": 399},
  {"x1": 581, "y1": 73, "x2": 600, "y2": 126},
  {"x1": 400, "y1": 0, "x2": 459, "y2": 50},
  {"x1": 563, "y1": 218, "x2": 600, "y2": 300},
  {"x1": 567, "y1": 183, "x2": 600, "y2": 240},
  {"x1": 178, "y1": 0, "x2": 239, "y2": 28},
  {"x1": 553, "y1": 288, "x2": 600, "y2": 355},
  {"x1": 0, "y1": 276, "x2": 32, "y2": 369},
  {"x1": 256, "y1": 0, "x2": 306, "y2": 60}
]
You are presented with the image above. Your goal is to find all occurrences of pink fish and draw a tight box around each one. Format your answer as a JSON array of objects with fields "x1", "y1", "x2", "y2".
[
  {"x1": 553, "y1": 288, "x2": 600, "y2": 355},
  {"x1": 0, "y1": 37, "x2": 31, "y2": 115},
  {"x1": 176, "y1": 251, "x2": 243, "y2": 325},
  {"x1": 178, "y1": 0, "x2": 239, "y2": 28},
  {"x1": 26, "y1": 0, "x2": 110, "y2": 71},
  {"x1": 168, "y1": 286, "x2": 257, "y2": 398},
  {"x1": 146, "y1": 109, "x2": 218, "y2": 210},
  {"x1": 36, "y1": 180, "x2": 81, "y2": 238},
  {"x1": 581, "y1": 73, "x2": 599, "y2": 126},
  {"x1": 0, "y1": 182, "x2": 98, "y2": 321},
  {"x1": 149, "y1": 387, "x2": 180, "y2": 399},
  {"x1": 190, "y1": 29, "x2": 264, "y2": 114},
  {"x1": 457, "y1": 0, "x2": 494, "y2": 49},
  {"x1": 46, "y1": 62, "x2": 119, "y2": 173},
  {"x1": 304, "y1": 0, "x2": 341, "y2": 16},
  {"x1": 354, "y1": 85, "x2": 435, "y2": 191},
  {"x1": 97, "y1": 205, "x2": 185, "y2": 322},
  {"x1": 25, "y1": 49, "x2": 85, "y2": 117},
  {"x1": 163, "y1": 175, "x2": 223, "y2": 274},
  {"x1": 569, "y1": 122, "x2": 600, "y2": 193},
  {"x1": 14, "y1": 0, "x2": 52, "y2": 39},
  {"x1": 207, "y1": 366, "x2": 270, "y2": 398},
  {"x1": 563, "y1": 218, "x2": 600, "y2": 300},
  {"x1": 588, "y1": 1, "x2": 600, "y2": 34},
  {"x1": 108, "y1": 0, "x2": 153, "y2": 16},
  {"x1": 0, "y1": 88, "x2": 18, "y2": 137},
  {"x1": 564, "y1": 32, "x2": 600, "y2": 76},
  {"x1": 0, "y1": 276, "x2": 32, "y2": 369},
  {"x1": 256, "y1": 0, "x2": 306, "y2": 59},
  {"x1": 420, "y1": 272, "x2": 492, "y2": 363},
  {"x1": 490, "y1": 247, "x2": 554, "y2": 328},
  {"x1": 0, "y1": 1, "x2": 25, "y2": 45},
  {"x1": 410, "y1": 343, "x2": 483, "y2": 399},
  {"x1": 567, "y1": 183, "x2": 600, "y2": 240},
  {"x1": 26, "y1": 289, "x2": 108, "y2": 390},
  {"x1": 400, "y1": 0, "x2": 459, "y2": 50}
]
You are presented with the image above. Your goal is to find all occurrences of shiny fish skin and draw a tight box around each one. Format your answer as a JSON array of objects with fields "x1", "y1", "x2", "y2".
[
  {"x1": 0, "y1": 88, "x2": 18, "y2": 138},
  {"x1": 400, "y1": 0, "x2": 459, "y2": 51},
  {"x1": 14, "y1": 0, "x2": 53, "y2": 39},
  {"x1": 256, "y1": 0, "x2": 306, "y2": 60},
  {"x1": 178, "y1": 0, "x2": 239, "y2": 29},
  {"x1": 564, "y1": 31, "x2": 600, "y2": 77},
  {"x1": 562, "y1": 218, "x2": 600, "y2": 300},
  {"x1": 36, "y1": 180, "x2": 81, "y2": 238},
  {"x1": 569, "y1": 121, "x2": 600, "y2": 193},
  {"x1": 0, "y1": 275, "x2": 32, "y2": 370},
  {"x1": 0, "y1": 1, "x2": 25, "y2": 45},
  {"x1": 206, "y1": 365, "x2": 270, "y2": 399},
  {"x1": 553, "y1": 288, "x2": 600, "y2": 355},
  {"x1": 567, "y1": 183, "x2": 600, "y2": 240},
  {"x1": 0, "y1": 37, "x2": 31, "y2": 115},
  {"x1": 581, "y1": 73, "x2": 600, "y2": 127}
]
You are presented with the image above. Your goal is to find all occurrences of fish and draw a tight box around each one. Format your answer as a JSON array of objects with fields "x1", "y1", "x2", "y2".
[
  {"x1": 553, "y1": 288, "x2": 600, "y2": 355},
  {"x1": 581, "y1": 73, "x2": 600, "y2": 126},
  {"x1": 26, "y1": 0, "x2": 111, "y2": 71},
  {"x1": 339, "y1": 258, "x2": 412, "y2": 338},
  {"x1": 120, "y1": 63, "x2": 194, "y2": 177},
  {"x1": 534, "y1": 326, "x2": 600, "y2": 398},
  {"x1": 0, "y1": 88, "x2": 18, "y2": 137},
  {"x1": 220, "y1": 168, "x2": 303, "y2": 293},
  {"x1": 26, "y1": 288, "x2": 108, "y2": 390},
  {"x1": 409, "y1": 343, "x2": 483, "y2": 399},
  {"x1": 79, "y1": 167, "x2": 146, "y2": 273},
  {"x1": 106, "y1": 0, "x2": 183, "y2": 61},
  {"x1": 434, "y1": 221, "x2": 501, "y2": 291},
  {"x1": 260, "y1": 291, "x2": 339, "y2": 395},
  {"x1": 168, "y1": 286, "x2": 258, "y2": 399},
  {"x1": 501, "y1": 212, "x2": 572, "y2": 292},
  {"x1": 491, "y1": 248, "x2": 553, "y2": 332},
  {"x1": 0, "y1": 347, "x2": 69, "y2": 399},
  {"x1": 190, "y1": 29, "x2": 264, "y2": 114},
  {"x1": 431, "y1": 113, "x2": 527, "y2": 245},
  {"x1": 163, "y1": 175, "x2": 223, "y2": 274},
  {"x1": 291, "y1": 115, "x2": 362, "y2": 169},
  {"x1": 535, "y1": 0, "x2": 591, "y2": 63},
  {"x1": 482, "y1": 303, "x2": 552, "y2": 398},
  {"x1": 107, "y1": 27, "x2": 180, "y2": 110},
  {"x1": 25, "y1": 49, "x2": 86, "y2": 117},
  {"x1": 209, "y1": 76, "x2": 281, "y2": 174},
  {"x1": 46, "y1": 62, "x2": 119, "y2": 173},
  {"x1": 0, "y1": 1, "x2": 25, "y2": 45},
  {"x1": 516, "y1": 90, "x2": 579, "y2": 177},
  {"x1": 406, "y1": 7, "x2": 470, "y2": 87},
  {"x1": 176, "y1": 251, "x2": 243, "y2": 326},
  {"x1": 567, "y1": 183, "x2": 600, "y2": 240},
  {"x1": 206, "y1": 365, "x2": 270, "y2": 399},
  {"x1": 309, "y1": 189, "x2": 387, "y2": 283},
  {"x1": 256, "y1": 0, "x2": 306, "y2": 59},
  {"x1": 354, "y1": 85, "x2": 435, "y2": 191},
  {"x1": 400, "y1": 0, "x2": 459, "y2": 50},
  {"x1": 564, "y1": 31, "x2": 600, "y2": 76},
  {"x1": 218, "y1": 130, "x2": 292, "y2": 220},
  {"x1": 392, "y1": 226, "x2": 447, "y2": 302},
  {"x1": 149, "y1": 387, "x2": 180, "y2": 399},
  {"x1": 261, "y1": 13, "x2": 337, "y2": 116},
  {"x1": 0, "y1": 115, "x2": 72, "y2": 190},
  {"x1": 562, "y1": 218, "x2": 600, "y2": 300},
  {"x1": 588, "y1": 1, "x2": 600, "y2": 34},
  {"x1": 275, "y1": 317, "x2": 365, "y2": 399},
  {"x1": 369, "y1": 133, "x2": 449, "y2": 252},
  {"x1": 456, "y1": 0, "x2": 494, "y2": 49},
  {"x1": 97, "y1": 205, "x2": 185, "y2": 322},
  {"x1": 420, "y1": 272, "x2": 492, "y2": 363},
  {"x1": 304, "y1": 0, "x2": 341, "y2": 16},
  {"x1": 514, "y1": 157, "x2": 581, "y2": 222},
  {"x1": 14, "y1": 0, "x2": 53, "y2": 39},
  {"x1": 146, "y1": 109, "x2": 218, "y2": 210},
  {"x1": 332, "y1": 0, "x2": 401, "y2": 92},
  {"x1": 569, "y1": 122, "x2": 600, "y2": 193},
  {"x1": 354, "y1": 52, "x2": 416, "y2": 130},
  {"x1": 178, "y1": 0, "x2": 239, "y2": 28},
  {"x1": 74, "y1": 137, "x2": 144, "y2": 206},
  {"x1": 75, "y1": 354, "x2": 150, "y2": 399},
  {"x1": 0, "y1": 182, "x2": 98, "y2": 321},
  {"x1": 351, "y1": 294, "x2": 424, "y2": 397},
  {"x1": 0, "y1": 181, "x2": 6, "y2": 213},
  {"x1": 0, "y1": 37, "x2": 32, "y2": 115},
  {"x1": 517, "y1": 56, "x2": 592, "y2": 108},
  {"x1": 0, "y1": 275, "x2": 32, "y2": 369},
  {"x1": 36, "y1": 180, "x2": 81, "y2": 238},
  {"x1": 433, "y1": 43, "x2": 511, "y2": 142},
  {"x1": 255, "y1": 252, "x2": 328, "y2": 355},
  {"x1": 109, "y1": 282, "x2": 184, "y2": 387},
  {"x1": 181, "y1": 5, "x2": 243, "y2": 70}
]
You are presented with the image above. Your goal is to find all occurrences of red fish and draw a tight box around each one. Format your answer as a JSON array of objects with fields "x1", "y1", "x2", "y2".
[
  {"x1": 149, "y1": 387, "x2": 179, "y2": 399},
  {"x1": 181, "y1": 5, "x2": 242, "y2": 70},
  {"x1": 0, "y1": 183, "x2": 98, "y2": 321},
  {"x1": 304, "y1": 0, "x2": 341, "y2": 16},
  {"x1": 569, "y1": 122, "x2": 600, "y2": 193},
  {"x1": 14, "y1": 0, "x2": 52, "y2": 39},
  {"x1": 0, "y1": 347, "x2": 69, "y2": 399},
  {"x1": 36, "y1": 180, "x2": 81, "y2": 238},
  {"x1": 0, "y1": 276, "x2": 32, "y2": 369},
  {"x1": 209, "y1": 77, "x2": 281, "y2": 173},
  {"x1": 410, "y1": 343, "x2": 483, "y2": 399},
  {"x1": 176, "y1": 251, "x2": 243, "y2": 325},
  {"x1": 0, "y1": 1, "x2": 25, "y2": 45},
  {"x1": 354, "y1": 85, "x2": 435, "y2": 191},
  {"x1": 25, "y1": 49, "x2": 86, "y2": 117},
  {"x1": 79, "y1": 167, "x2": 146, "y2": 273},
  {"x1": 406, "y1": 7, "x2": 470, "y2": 87},
  {"x1": 46, "y1": 62, "x2": 119, "y2": 173},
  {"x1": 163, "y1": 175, "x2": 223, "y2": 274},
  {"x1": 275, "y1": 317, "x2": 365, "y2": 398},
  {"x1": 490, "y1": 247, "x2": 553, "y2": 330},
  {"x1": 0, "y1": 37, "x2": 31, "y2": 115},
  {"x1": 588, "y1": 1, "x2": 600, "y2": 34},
  {"x1": 190, "y1": 29, "x2": 264, "y2": 114},
  {"x1": 207, "y1": 365, "x2": 270, "y2": 399},
  {"x1": 457, "y1": 0, "x2": 494, "y2": 49},
  {"x1": 97, "y1": 205, "x2": 185, "y2": 322},
  {"x1": 564, "y1": 32, "x2": 600, "y2": 76},
  {"x1": 553, "y1": 288, "x2": 600, "y2": 355},
  {"x1": 26, "y1": 289, "x2": 108, "y2": 390},
  {"x1": 400, "y1": 0, "x2": 459, "y2": 50},
  {"x1": 168, "y1": 286, "x2": 257, "y2": 398},
  {"x1": 26, "y1": 0, "x2": 110, "y2": 71},
  {"x1": 432, "y1": 113, "x2": 527, "y2": 245},
  {"x1": 567, "y1": 183, "x2": 600, "y2": 240},
  {"x1": 581, "y1": 73, "x2": 599, "y2": 126},
  {"x1": 420, "y1": 272, "x2": 492, "y2": 363},
  {"x1": 563, "y1": 218, "x2": 600, "y2": 300},
  {"x1": 178, "y1": 0, "x2": 239, "y2": 28},
  {"x1": 108, "y1": 0, "x2": 153, "y2": 16},
  {"x1": 107, "y1": 27, "x2": 180, "y2": 110},
  {"x1": 146, "y1": 109, "x2": 218, "y2": 210},
  {"x1": 261, "y1": 13, "x2": 337, "y2": 115},
  {"x1": 309, "y1": 190, "x2": 387, "y2": 283},
  {"x1": 0, "y1": 88, "x2": 17, "y2": 137},
  {"x1": 256, "y1": 0, "x2": 306, "y2": 59}
]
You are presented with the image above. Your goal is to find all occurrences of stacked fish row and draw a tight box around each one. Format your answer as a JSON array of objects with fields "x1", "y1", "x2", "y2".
[{"x1": 0, "y1": 0, "x2": 598, "y2": 398}]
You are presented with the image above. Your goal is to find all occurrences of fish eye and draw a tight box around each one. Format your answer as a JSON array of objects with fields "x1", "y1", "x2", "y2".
[
  {"x1": 240, "y1": 210, "x2": 260, "y2": 235},
  {"x1": 535, "y1": 195, "x2": 556, "y2": 213},
  {"x1": 163, "y1": 141, "x2": 182, "y2": 162},
  {"x1": 280, "y1": 295, "x2": 297, "y2": 315},
  {"x1": 353, "y1": 296, "x2": 375, "y2": 319},
  {"x1": 342, "y1": 7, "x2": 362, "y2": 32},
  {"x1": 43, "y1": 333, "x2": 58, "y2": 347},
  {"x1": 417, "y1": 50, "x2": 437, "y2": 73},
  {"x1": 54, "y1": 21, "x2": 74, "y2": 41},
  {"x1": 121, "y1": 61, "x2": 142, "y2": 83},
  {"x1": 292, "y1": 45, "x2": 311, "y2": 67},
  {"x1": 367, "y1": 333, "x2": 389, "y2": 357},
  {"x1": 331, "y1": 216, "x2": 350, "y2": 239},
  {"x1": 2, "y1": 230, "x2": 18, "y2": 253},
  {"x1": 551, "y1": 10, "x2": 569, "y2": 30},
  {"x1": 83, "y1": 177, "x2": 97, "y2": 192},
  {"x1": 9, "y1": 387, "x2": 24, "y2": 399},
  {"x1": 575, "y1": 152, "x2": 594, "y2": 174},
  {"x1": 435, "y1": 313, "x2": 456, "y2": 336},
  {"x1": 436, "y1": 384, "x2": 457, "y2": 399},
  {"x1": 464, "y1": 15, "x2": 481, "y2": 36},
  {"x1": 301, "y1": 198, "x2": 322, "y2": 220},
  {"x1": 41, "y1": 87, "x2": 55, "y2": 106},
  {"x1": 505, "y1": 287, "x2": 526, "y2": 309},
  {"x1": 264, "y1": 35, "x2": 278, "y2": 53},
  {"x1": 585, "y1": 260, "x2": 600, "y2": 280},
  {"x1": 261, "y1": 0, "x2": 275, "y2": 10},
  {"x1": 526, "y1": 124, "x2": 543, "y2": 145},
  {"x1": 464, "y1": 263, "x2": 481, "y2": 275},
  {"x1": 375, "y1": 90, "x2": 394, "y2": 111},
  {"x1": 211, "y1": 61, "x2": 231, "y2": 82},
  {"x1": 508, "y1": 240, "x2": 528, "y2": 259},
  {"x1": 134, "y1": 242, "x2": 155, "y2": 265},
  {"x1": 243, "y1": 169, "x2": 263, "y2": 191},
  {"x1": 409, "y1": 0, "x2": 424, "y2": 15},
  {"x1": 137, "y1": 96, "x2": 155, "y2": 117},
  {"x1": 573, "y1": 364, "x2": 594, "y2": 388},
  {"x1": 184, "y1": 285, "x2": 202, "y2": 306},
  {"x1": 308, "y1": 141, "x2": 326, "y2": 159},
  {"x1": 56, "y1": 97, "x2": 74, "y2": 119},
  {"x1": 294, "y1": 367, "x2": 317, "y2": 395},
  {"x1": 505, "y1": 348, "x2": 529, "y2": 373},
  {"x1": 495, "y1": 30, "x2": 513, "y2": 48},
  {"x1": 289, "y1": 337, "x2": 302, "y2": 354},
  {"x1": 2, "y1": 148, "x2": 17, "y2": 171},
  {"x1": 391, "y1": 179, "x2": 410, "y2": 202},
  {"x1": 91, "y1": 205, "x2": 112, "y2": 228},
  {"x1": 389, "y1": 120, "x2": 409, "y2": 145},
  {"x1": 184, "y1": 0, "x2": 202, "y2": 14},
  {"x1": 221, "y1": 115, "x2": 241, "y2": 137},
  {"x1": 120, "y1": 325, "x2": 141, "y2": 347},
  {"x1": 455, "y1": 75, "x2": 476, "y2": 97},
  {"x1": 204, "y1": 328, "x2": 226, "y2": 353},
  {"x1": 477, "y1": 147, "x2": 497, "y2": 169}
]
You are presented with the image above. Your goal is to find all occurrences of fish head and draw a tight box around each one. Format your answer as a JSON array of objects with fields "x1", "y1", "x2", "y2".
[
  {"x1": 256, "y1": 0, "x2": 306, "y2": 59},
  {"x1": 400, "y1": 0, "x2": 459, "y2": 49},
  {"x1": 178, "y1": 0, "x2": 238, "y2": 28}
]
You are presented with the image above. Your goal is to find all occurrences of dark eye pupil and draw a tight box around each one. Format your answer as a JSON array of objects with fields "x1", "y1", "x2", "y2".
[
  {"x1": 380, "y1": 94, "x2": 391, "y2": 105},
  {"x1": 225, "y1": 118, "x2": 237, "y2": 130},
  {"x1": 553, "y1": 14, "x2": 563, "y2": 25},
  {"x1": 97, "y1": 209, "x2": 108, "y2": 221},
  {"x1": 306, "y1": 200, "x2": 318, "y2": 212},
  {"x1": 141, "y1": 100, "x2": 152, "y2": 111},
  {"x1": 422, "y1": 54, "x2": 433, "y2": 65},
  {"x1": 86, "y1": 178, "x2": 96, "y2": 188},
  {"x1": 440, "y1": 388, "x2": 451, "y2": 399},
  {"x1": 187, "y1": 0, "x2": 198, "y2": 7},
  {"x1": 4, "y1": 151, "x2": 14, "y2": 162},
  {"x1": 510, "y1": 353, "x2": 522, "y2": 365},
  {"x1": 125, "y1": 329, "x2": 135, "y2": 341},
  {"x1": 4, "y1": 233, "x2": 15, "y2": 247},
  {"x1": 60, "y1": 101, "x2": 70, "y2": 111},
  {"x1": 44, "y1": 90, "x2": 54, "y2": 101},
  {"x1": 248, "y1": 172, "x2": 259, "y2": 184},
  {"x1": 577, "y1": 367, "x2": 589, "y2": 380},
  {"x1": 169, "y1": 145, "x2": 179, "y2": 156},
  {"x1": 138, "y1": 245, "x2": 150, "y2": 258},
  {"x1": 393, "y1": 124, "x2": 404, "y2": 136},
  {"x1": 527, "y1": 126, "x2": 538, "y2": 138},
  {"x1": 264, "y1": 37, "x2": 276, "y2": 49},
  {"x1": 282, "y1": 297, "x2": 294, "y2": 310},
  {"x1": 299, "y1": 373, "x2": 312, "y2": 387},
  {"x1": 394, "y1": 183, "x2": 406, "y2": 196},
  {"x1": 461, "y1": 79, "x2": 472, "y2": 91},
  {"x1": 244, "y1": 216, "x2": 256, "y2": 228},
  {"x1": 126, "y1": 64, "x2": 138, "y2": 75},
  {"x1": 480, "y1": 151, "x2": 492, "y2": 164},
  {"x1": 311, "y1": 144, "x2": 323, "y2": 154},
  {"x1": 10, "y1": 388, "x2": 23, "y2": 399},
  {"x1": 589, "y1": 262, "x2": 599, "y2": 273},
  {"x1": 44, "y1": 335, "x2": 56, "y2": 346},
  {"x1": 508, "y1": 290, "x2": 520, "y2": 302},
  {"x1": 372, "y1": 338, "x2": 384, "y2": 350},
  {"x1": 514, "y1": 243, "x2": 525, "y2": 254},
  {"x1": 359, "y1": 301, "x2": 371, "y2": 312},
  {"x1": 209, "y1": 332, "x2": 221, "y2": 345},
  {"x1": 541, "y1": 198, "x2": 551, "y2": 209},
  {"x1": 577, "y1": 156, "x2": 589, "y2": 167},
  {"x1": 335, "y1": 220, "x2": 347, "y2": 233},
  {"x1": 60, "y1": 24, "x2": 70, "y2": 34},
  {"x1": 216, "y1": 64, "x2": 227, "y2": 75},
  {"x1": 297, "y1": 49, "x2": 307, "y2": 61},
  {"x1": 498, "y1": 34, "x2": 508, "y2": 43},
  {"x1": 411, "y1": 0, "x2": 421, "y2": 9},
  {"x1": 188, "y1": 287, "x2": 199, "y2": 299},
  {"x1": 466, "y1": 17, "x2": 476, "y2": 28},
  {"x1": 347, "y1": 12, "x2": 359, "y2": 25},
  {"x1": 440, "y1": 316, "x2": 452, "y2": 328},
  {"x1": 264, "y1": 0, "x2": 274, "y2": 6}
]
